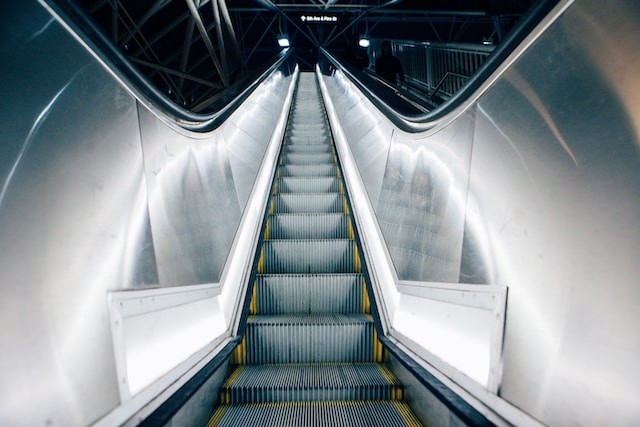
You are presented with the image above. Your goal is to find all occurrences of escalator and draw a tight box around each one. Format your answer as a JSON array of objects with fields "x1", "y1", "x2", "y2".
[{"x1": 206, "y1": 72, "x2": 423, "y2": 426}]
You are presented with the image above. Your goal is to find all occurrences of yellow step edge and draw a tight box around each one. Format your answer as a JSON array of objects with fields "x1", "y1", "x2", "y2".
[
  {"x1": 343, "y1": 196, "x2": 350, "y2": 214},
  {"x1": 393, "y1": 401, "x2": 423, "y2": 427},
  {"x1": 257, "y1": 246, "x2": 264, "y2": 274},
  {"x1": 264, "y1": 218, "x2": 271, "y2": 240},
  {"x1": 372, "y1": 328, "x2": 384, "y2": 362},
  {"x1": 221, "y1": 365, "x2": 246, "y2": 389},
  {"x1": 231, "y1": 335, "x2": 247, "y2": 365},
  {"x1": 362, "y1": 276, "x2": 370, "y2": 314},
  {"x1": 347, "y1": 217, "x2": 355, "y2": 240},
  {"x1": 249, "y1": 280, "x2": 258, "y2": 315},
  {"x1": 354, "y1": 243, "x2": 361, "y2": 273},
  {"x1": 205, "y1": 404, "x2": 229, "y2": 427}
]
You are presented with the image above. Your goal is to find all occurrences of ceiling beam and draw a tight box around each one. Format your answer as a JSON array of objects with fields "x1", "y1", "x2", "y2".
[{"x1": 184, "y1": 0, "x2": 230, "y2": 86}]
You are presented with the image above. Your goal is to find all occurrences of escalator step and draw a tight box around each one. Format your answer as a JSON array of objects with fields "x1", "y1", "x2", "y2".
[
  {"x1": 261, "y1": 240, "x2": 356, "y2": 274},
  {"x1": 286, "y1": 135, "x2": 330, "y2": 145},
  {"x1": 282, "y1": 152, "x2": 334, "y2": 165},
  {"x1": 207, "y1": 400, "x2": 422, "y2": 427},
  {"x1": 279, "y1": 164, "x2": 337, "y2": 177},
  {"x1": 221, "y1": 363, "x2": 402, "y2": 404},
  {"x1": 271, "y1": 194, "x2": 344, "y2": 214},
  {"x1": 289, "y1": 123, "x2": 327, "y2": 131},
  {"x1": 246, "y1": 314, "x2": 374, "y2": 364},
  {"x1": 255, "y1": 273, "x2": 363, "y2": 314},
  {"x1": 268, "y1": 213, "x2": 348, "y2": 239},
  {"x1": 283, "y1": 144, "x2": 331, "y2": 154},
  {"x1": 276, "y1": 177, "x2": 340, "y2": 193}
]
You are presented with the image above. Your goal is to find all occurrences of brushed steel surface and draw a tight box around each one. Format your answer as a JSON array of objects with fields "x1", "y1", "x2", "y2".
[
  {"x1": 377, "y1": 113, "x2": 474, "y2": 282},
  {"x1": 322, "y1": 73, "x2": 393, "y2": 207},
  {"x1": 471, "y1": 1, "x2": 640, "y2": 424},
  {"x1": 224, "y1": 72, "x2": 290, "y2": 208},
  {"x1": 0, "y1": 1, "x2": 295, "y2": 425},
  {"x1": 139, "y1": 108, "x2": 241, "y2": 285},
  {"x1": 323, "y1": 76, "x2": 474, "y2": 282},
  {"x1": 0, "y1": 2, "x2": 155, "y2": 425},
  {"x1": 137, "y1": 61, "x2": 292, "y2": 286},
  {"x1": 321, "y1": 0, "x2": 640, "y2": 425}
]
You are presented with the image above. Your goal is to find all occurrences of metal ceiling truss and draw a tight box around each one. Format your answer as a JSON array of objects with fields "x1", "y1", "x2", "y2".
[
  {"x1": 231, "y1": 3, "x2": 517, "y2": 51},
  {"x1": 77, "y1": 0, "x2": 529, "y2": 110},
  {"x1": 80, "y1": 0, "x2": 244, "y2": 109}
]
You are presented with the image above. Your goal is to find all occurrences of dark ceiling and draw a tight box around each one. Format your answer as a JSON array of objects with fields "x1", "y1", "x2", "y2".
[{"x1": 73, "y1": 0, "x2": 536, "y2": 110}]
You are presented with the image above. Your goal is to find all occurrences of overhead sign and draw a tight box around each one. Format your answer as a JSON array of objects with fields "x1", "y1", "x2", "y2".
[{"x1": 301, "y1": 15, "x2": 338, "y2": 23}]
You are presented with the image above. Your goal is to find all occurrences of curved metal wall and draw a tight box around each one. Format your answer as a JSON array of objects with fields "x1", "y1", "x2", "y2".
[
  {"x1": 0, "y1": 1, "x2": 294, "y2": 425},
  {"x1": 138, "y1": 72, "x2": 291, "y2": 286},
  {"x1": 321, "y1": 0, "x2": 640, "y2": 425}
]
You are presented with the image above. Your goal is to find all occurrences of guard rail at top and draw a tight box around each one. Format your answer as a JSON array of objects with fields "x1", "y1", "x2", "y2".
[
  {"x1": 42, "y1": 0, "x2": 296, "y2": 132},
  {"x1": 320, "y1": 0, "x2": 560, "y2": 133}
]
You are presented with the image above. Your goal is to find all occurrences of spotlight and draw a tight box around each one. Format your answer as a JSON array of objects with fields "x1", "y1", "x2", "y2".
[{"x1": 277, "y1": 33, "x2": 290, "y2": 47}]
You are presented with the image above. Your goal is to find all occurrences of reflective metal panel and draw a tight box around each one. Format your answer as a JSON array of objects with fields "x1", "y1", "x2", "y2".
[
  {"x1": 139, "y1": 70, "x2": 292, "y2": 286},
  {"x1": 225, "y1": 71, "x2": 292, "y2": 208},
  {"x1": 139, "y1": 108, "x2": 241, "y2": 285},
  {"x1": 377, "y1": 113, "x2": 474, "y2": 282},
  {"x1": 470, "y1": 0, "x2": 640, "y2": 424},
  {"x1": 322, "y1": 0, "x2": 640, "y2": 424},
  {"x1": 322, "y1": 72, "x2": 392, "y2": 207},
  {"x1": 0, "y1": 2, "x2": 156, "y2": 425},
  {"x1": 324, "y1": 70, "x2": 474, "y2": 283}
]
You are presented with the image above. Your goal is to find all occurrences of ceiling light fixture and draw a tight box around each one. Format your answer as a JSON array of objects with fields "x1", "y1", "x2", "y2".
[
  {"x1": 277, "y1": 33, "x2": 290, "y2": 48},
  {"x1": 358, "y1": 36, "x2": 370, "y2": 48}
]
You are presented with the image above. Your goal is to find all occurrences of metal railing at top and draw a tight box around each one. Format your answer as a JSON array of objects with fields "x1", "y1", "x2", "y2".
[
  {"x1": 428, "y1": 71, "x2": 470, "y2": 101},
  {"x1": 368, "y1": 39, "x2": 494, "y2": 103}
]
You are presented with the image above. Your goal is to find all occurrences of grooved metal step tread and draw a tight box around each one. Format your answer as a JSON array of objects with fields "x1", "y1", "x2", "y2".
[
  {"x1": 221, "y1": 363, "x2": 402, "y2": 404},
  {"x1": 283, "y1": 144, "x2": 331, "y2": 153},
  {"x1": 268, "y1": 213, "x2": 349, "y2": 239},
  {"x1": 282, "y1": 152, "x2": 334, "y2": 165},
  {"x1": 290, "y1": 115, "x2": 324, "y2": 121},
  {"x1": 271, "y1": 193, "x2": 345, "y2": 214},
  {"x1": 279, "y1": 164, "x2": 337, "y2": 177},
  {"x1": 255, "y1": 273, "x2": 364, "y2": 314},
  {"x1": 245, "y1": 314, "x2": 375, "y2": 364},
  {"x1": 261, "y1": 239, "x2": 357, "y2": 274},
  {"x1": 290, "y1": 123, "x2": 326, "y2": 130},
  {"x1": 276, "y1": 177, "x2": 340, "y2": 193},
  {"x1": 286, "y1": 136, "x2": 330, "y2": 145},
  {"x1": 288, "y1": 131, "x2": 328, "y2": 138},
  {"x1": 207, "y1": 400, "x2": 422, "y2": 427},
  {"x1": 248, "y1": 314, "x2": 372, "y2": 325}
]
